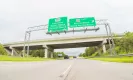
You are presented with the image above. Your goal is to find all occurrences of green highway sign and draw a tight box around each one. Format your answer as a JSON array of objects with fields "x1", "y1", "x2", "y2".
[
  {"x1": 48, "y1": 17, "x2": 68, "y2": 32},
  {"x1": 69, "y1": 17, "x2": 96, "y2": 28}
]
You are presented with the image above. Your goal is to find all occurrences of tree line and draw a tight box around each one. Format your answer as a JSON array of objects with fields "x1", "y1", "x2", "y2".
[
  {"x1": 79, "y1": 32, "x2": 133, "y2": 57},
  {"x1": 114, "y1": 32, "x2": 133, "y2": 54},
  {"x1": 28, "y1": 50, "x2": 65, "y2": 58},
  {"x1": 0, "y1": 45, "x2": 65, "y2": 58}
]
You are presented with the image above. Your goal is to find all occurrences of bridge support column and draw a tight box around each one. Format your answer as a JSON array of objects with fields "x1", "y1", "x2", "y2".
[
  {"x1": 44, "y1": 48, "x2": 48, "y2": 58},
  {"x1": 102, "y1": 44, "x2": 106, "y2": 53},
  {"x1": 9, "y1": 47, "x2": 19, "y2": 56},
  {"x1": 43, "y1": 45, "x2": 54, "y2": 58},
  {"x1": 11, "y1": 49, "x2": 14, "y2": 56},
  {"x1": 9, "y1": 47, "x2": 14, "y2": 56},
  {"x1": 102, "y1": 39, "x2": 107, "y2": 53},
  {"x1": 97, "y1": 39, "x2": 107, "y2": 54},
  {"x1": 50, "y1": 49, "x2": 54, "y2": 58}
]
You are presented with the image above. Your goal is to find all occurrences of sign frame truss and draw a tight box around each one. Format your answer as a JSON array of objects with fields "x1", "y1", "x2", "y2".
[{"x1": 23, "y1": 19, "x2": 116, "y2": 57}]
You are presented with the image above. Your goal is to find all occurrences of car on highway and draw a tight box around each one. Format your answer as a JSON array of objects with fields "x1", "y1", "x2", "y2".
[
  {"x1": 64, "y1": 55, "x2": 69, "y2": 59},
  {"x1": 73, "y1": 56, "x2": 77, "y2": 58}
]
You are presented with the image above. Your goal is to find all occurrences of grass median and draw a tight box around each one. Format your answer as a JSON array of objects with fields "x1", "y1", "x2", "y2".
[
  {"x1": 88, "y1": 57, "x2": 133, "y2": 63},
  {"x1": 0, "y1": 55, "x2": 55, "y2": 62}
]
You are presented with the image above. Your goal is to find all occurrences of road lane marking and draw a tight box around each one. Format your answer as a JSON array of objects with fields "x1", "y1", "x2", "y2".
[{"x1": 59, "y1": 65, "x2": 72, "y2": 77}]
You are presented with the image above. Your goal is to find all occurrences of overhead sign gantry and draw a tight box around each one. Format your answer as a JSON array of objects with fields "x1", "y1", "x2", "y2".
[
  {"x1": 47, "y1": 17, "x2": 98, "y2": 34},
  {"x1": 23, "y1": 16, "x2": 115, "y2": 57}
]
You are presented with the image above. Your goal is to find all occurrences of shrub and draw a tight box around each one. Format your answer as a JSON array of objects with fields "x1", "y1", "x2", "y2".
[
  {"x1": 91, "y1": 52, "x2": 99, "y2": 57},
  {"x1": 0, "y1": 44, "x2": 7, "y2": 55},
  {"x1": 30, "y1": 49, "x2": 44, "y2": 57}
]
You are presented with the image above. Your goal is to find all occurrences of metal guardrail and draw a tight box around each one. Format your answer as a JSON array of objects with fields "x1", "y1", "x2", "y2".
[
  {"x1": 88, "y1": 53, "x2": 133, "y2": 58},
  {"x1": 119, "y1": 53, "x2": 133, "y2": 57}
]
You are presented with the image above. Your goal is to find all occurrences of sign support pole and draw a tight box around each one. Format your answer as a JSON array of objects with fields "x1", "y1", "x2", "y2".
[
  {"x1": 107, "y1": 23, "x2": 116, "y2": 55},
  {"x1": 105, "y1": 24, "x2": 112, "y2": 55},
  {"x1": 23, "y1": 31, "x2": 27, "y2": 57},
  {"x1": 23, "y1": 25, "x2": 47, "y2": 57},
  {"x1": 27, "y1": 32, "x2": 31, "y2": 57}
]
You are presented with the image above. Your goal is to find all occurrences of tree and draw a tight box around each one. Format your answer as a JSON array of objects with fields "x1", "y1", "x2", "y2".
[
  {"x1": 79, "y1": 53, "x2": 83, "y2": 57},
  {"x1": 114, "y1": 32, "x2": 133, "y2": 54},
  {"x1": 53, "y1": 52, "x2": 65, "y2": 58},
  {"x1": 82, "y1": 32, "x2": 133, "y2": 57},
  {"x1": 84, "y1": 47, "x2": 97, "y2": 57},
  {"x1": 0, "y1": 44, "x2": 7, "y2": 55},
  {"x1": 29, "y1": 49, "x2": 44, "y2": 57},
  {"x1": 82, "y1": 53, "x2": 86, "y2": 57}
]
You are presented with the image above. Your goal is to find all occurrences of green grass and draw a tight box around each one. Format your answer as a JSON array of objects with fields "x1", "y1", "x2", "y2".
[
  {"x1": 88, "y1": 57, "x2": 133, "y2": 63},
  {"x1": 0, "y1": 55, "x2": 54, "y2": 62},
  {"x1": 55, "y1": 57, "x2": 64, "y2": 60},
  {"x1": 69, "y1": 56, "x2": 73, "y2": 59}
]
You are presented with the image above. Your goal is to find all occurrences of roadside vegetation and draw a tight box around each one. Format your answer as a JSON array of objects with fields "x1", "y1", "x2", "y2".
[
  {"x1": 11, "y1": 48, "x2": 65, "y2": 59},
  {"x1": 0, "y1": 43, "x2": 7, "y2": 55},
  {"x1": 0, "y1": 43, "x2": 64, "y2": 61},
  {"x1": 53, "y1": 52, "x2": 65, "y2": 59},
  {"x1": 89, "y1": 57, "x2": 133, "y2": 63},
  {"x1": 0, "y1": 55, "x2": 54, "y2": 61},
  {"x1": 0, "y1": 45, "x2": 54, "y2": 61},
  {"x1": 79, "y1": 32, "x2": 133, "y2": 63}
]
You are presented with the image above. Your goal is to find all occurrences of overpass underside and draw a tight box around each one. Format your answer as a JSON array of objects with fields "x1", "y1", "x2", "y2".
[
  {"x1": 10, "y1": 41, "x2": 101, "y2": 50},
  {"x1": 48, "y1": 41, "x2": 103, "y2": 49},
  {"x1": 4, "y1": 40, "x2": 107, "y2": 58}
]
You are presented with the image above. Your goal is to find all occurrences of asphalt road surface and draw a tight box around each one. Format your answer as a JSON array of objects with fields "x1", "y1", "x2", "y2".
[{"x1": 0, "y1": 59, "x2": 133, "y2": 80}]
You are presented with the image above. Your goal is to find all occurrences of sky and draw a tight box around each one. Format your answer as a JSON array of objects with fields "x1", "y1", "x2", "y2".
[{"x1": 0, "y1": 0, "x2": 133, "y2": 56}]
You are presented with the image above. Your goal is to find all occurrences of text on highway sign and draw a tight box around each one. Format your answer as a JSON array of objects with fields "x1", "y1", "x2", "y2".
[
  {"x1": 48, "y1": 17, "x2": 68, "y2": 32},
  {"x1": 69, "y1": 17, "x2": 96, "y2": 28}
]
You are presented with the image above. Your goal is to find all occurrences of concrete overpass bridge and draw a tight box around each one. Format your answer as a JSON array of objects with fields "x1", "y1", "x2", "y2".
[{"x1": 3, "y1": 34, "x2": 123, "y2": 58}]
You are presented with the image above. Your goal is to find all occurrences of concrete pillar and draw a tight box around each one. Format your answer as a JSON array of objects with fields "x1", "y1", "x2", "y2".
[
  {"x1": 43, "y1": 45, "x2": 54, "y2": 58},
  {"x1": 43, "y1": 45, "x2": 48, "y2": 58},
  {"x1": 11, "y1": 49, "x2": 14, "y2": 56},
  {"x1": 102, "y1": 44, "x2": 106, "y2": 53},
  {"x1": 9, "y1": 46, "x2": 14, "y2": 56},
  {"x1": 101, "y1": 39, "x2": 107, "y2": 53},
  {"x1": 45, "y1": 48, "x2": 48, "y2": 58},
  {"x1": 50, "y1": 52, "x2": 53, "y2": 58},
  {"x1": 50, "y1": 49, "x2": 54, "y2": 58}
]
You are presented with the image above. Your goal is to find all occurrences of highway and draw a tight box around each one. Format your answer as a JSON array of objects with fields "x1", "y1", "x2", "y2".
[{"x1": 0, "y1": 59, "x2": 133, "y2": 80}]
